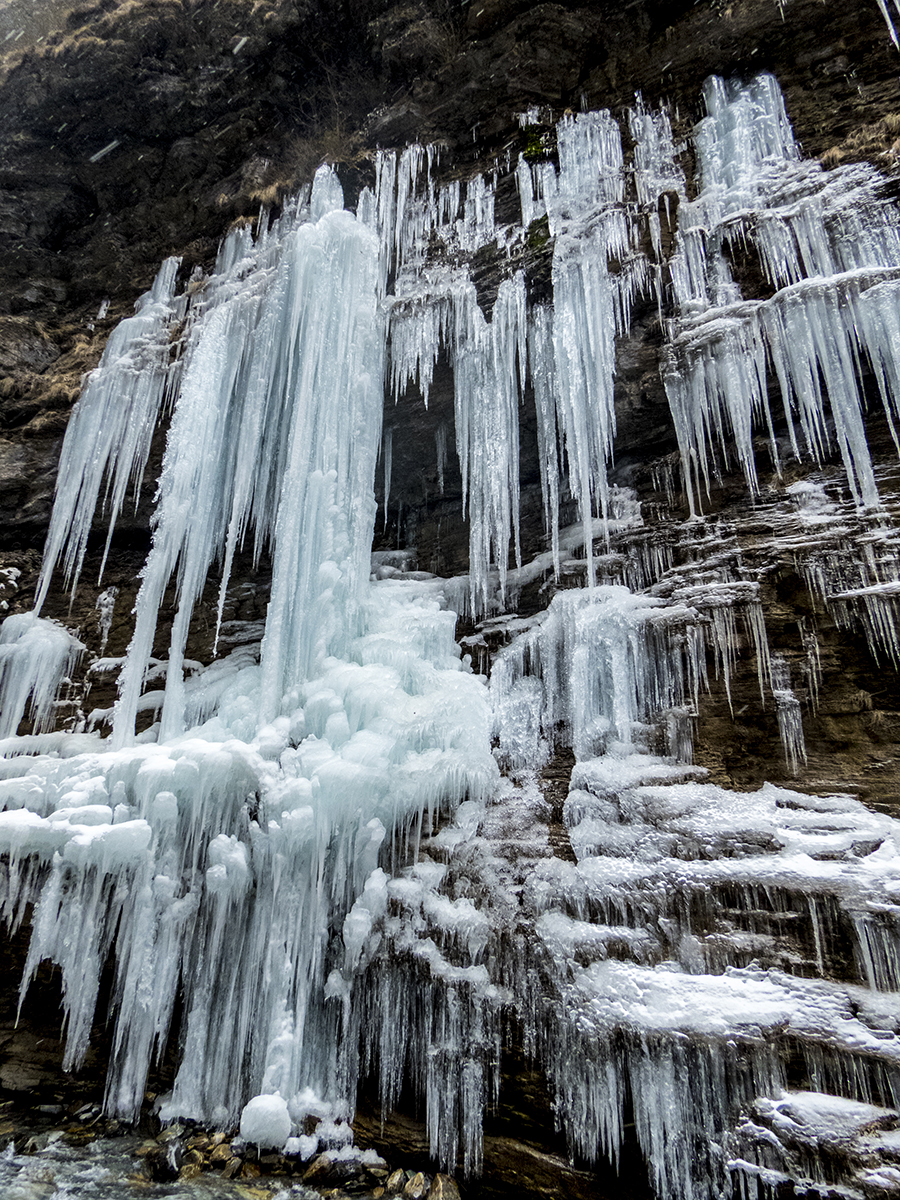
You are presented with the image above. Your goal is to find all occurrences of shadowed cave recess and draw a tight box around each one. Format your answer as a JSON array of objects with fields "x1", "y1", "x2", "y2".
[{"x1": 7, "y1": 1, "x2": 900, "y2": 1198}]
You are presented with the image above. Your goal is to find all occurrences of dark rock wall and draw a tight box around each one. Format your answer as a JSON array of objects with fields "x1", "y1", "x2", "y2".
[{"x1": 0, "y1": 0, "x2": 896, "y2": 543}]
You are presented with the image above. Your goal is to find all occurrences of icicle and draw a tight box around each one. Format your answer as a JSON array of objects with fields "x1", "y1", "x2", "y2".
[
  {"x1": 95, "y1": 587, "x2": 118, "y2": 658},
  {"x1": 876, "y1": 0, "x2": 900, "y2": 47},
  {"x1": 516, "y1": 154, "x2": 537, "y2": 228},
  {"x1": 451, "y1": 273, "x2": 527, "y2": 610},
  {"x1": 34, "y1": 258, "x2": 182, "y2": 609},
  {"x1": 383, "y1": 428, "x2": 393, "y2": 531},
  {"x1": 771, "y1": 657, "x2": 807, "y2": 775},
  {"x1": 435, "y1": 423, "x2": 447, "y2": 495},
  {"x1": 529, "y1": 307, "x2": 561, "y2": 577}
]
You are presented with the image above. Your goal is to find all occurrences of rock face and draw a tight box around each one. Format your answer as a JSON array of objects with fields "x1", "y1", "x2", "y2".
[{"x1": 4, "y1": 2, "x2": 900, "y2": 1198}]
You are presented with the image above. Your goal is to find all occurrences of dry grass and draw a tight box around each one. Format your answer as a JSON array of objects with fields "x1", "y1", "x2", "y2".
[
  {"x1": 820, "y1": 112, "x2": 900, "y2": 170},
  {"x1": 246, "y1": 127, "x2": 369, "y2": 207}
]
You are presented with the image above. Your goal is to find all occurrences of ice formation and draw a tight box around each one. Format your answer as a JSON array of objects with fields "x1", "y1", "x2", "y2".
[
  {"x1": 0, "y1": 614, "x2": 84, "y2": 740},
  {"x1": 3, "y1": 69, "x2": 900, "y2": 1200},
  {"x1": 878, "y1": 0, "x2": 900, "y2": 46},
  {"x1": 0, "y1": 169, "x2": 498, "y2": 1145},
  {"x1": 240, "y1": 1093, "x2": 292, "y2": 1151},
  {"x1": 664, "y1": 74, "x2": 900, "y2": 516}
]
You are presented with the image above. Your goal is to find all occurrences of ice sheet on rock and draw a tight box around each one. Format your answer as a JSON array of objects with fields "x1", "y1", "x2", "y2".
[
  {"x1": 9, "y1": 71, "x2": 900, "y2": 1200},
  {"x1": 527, "y1": 765, "x2": 900, "y2": 1200},
  {"x1": 0, "y1": 171, "x2": 501, "y2": 1157},
  {"x1": 0, "y1": 615, "x2": 84, "y2": 739},
  {"x1": 0, "y1": 576, "x2": 497, "y2": 1131},
  {"x1": 756, "y1": 1090, "x2": 897, "y2": 1149},
  {"x1": 731, "y1": 1089, "x2": 900, "y2": 1195},
  {"x1": 544, "y1": 961, "x2": 900, "y2": 1199},
  {"x1": 491, "y1": 585, "x2": 700, "y2": 768},
  {"x1": 369, "y1": 760, "x2": 900, "y2": 1199},
  {"x1": 358, "y1": 778, "x2": 545, "y2": 1175}
]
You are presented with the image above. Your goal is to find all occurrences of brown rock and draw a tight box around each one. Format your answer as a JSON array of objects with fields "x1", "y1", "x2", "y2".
[
  {"x1": 403, "y1": 1171, "x2": 427, "y2": 1199},
  {"x1": 386, "y1": 1169, "x2": 407, "y2": 1192},
  {"x1": 426, "y1": 1175, "x2": 461, "y2": 1200},
  {"x1": 209, "y1": 1142, "x2": 232, "y2": 1162},
  {"x1": 178, "y1": 1162, "x2": 202, "y2": 1180},
  {"x1": 142, "y1": 1143, "x2": 182, "y2": 1182}
]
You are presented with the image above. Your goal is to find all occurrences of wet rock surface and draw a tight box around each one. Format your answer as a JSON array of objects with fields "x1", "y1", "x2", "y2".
[{"x1": 0, "y1": 1094, "x2": 468, "y2": 1200}]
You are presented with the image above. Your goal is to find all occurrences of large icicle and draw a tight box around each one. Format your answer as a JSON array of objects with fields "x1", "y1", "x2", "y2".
[
  {"x1": 108, "y1": 169, "x2": 384, "y2": 744},
  {"x1": 451, "y1": 273, "x2": 527, "y2": 609}
]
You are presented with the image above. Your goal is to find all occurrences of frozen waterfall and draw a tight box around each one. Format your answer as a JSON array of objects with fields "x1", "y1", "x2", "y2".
[{"x1": 3, "y1": 71, "x2": 900, "y2": 1200}]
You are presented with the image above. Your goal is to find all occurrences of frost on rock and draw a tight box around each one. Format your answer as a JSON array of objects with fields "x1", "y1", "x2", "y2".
[{"x1": 488, "y1": 586, "x2": 900, "y2": 1200}]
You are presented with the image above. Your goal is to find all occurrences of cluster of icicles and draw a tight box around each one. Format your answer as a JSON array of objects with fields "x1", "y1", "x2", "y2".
[{"x1": 2, "y1": 71, "x2": 900, "y2": 1200}]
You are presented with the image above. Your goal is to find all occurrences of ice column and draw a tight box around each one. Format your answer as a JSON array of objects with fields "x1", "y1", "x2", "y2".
[
  {"x1": 545, "y1": 113, "x2": 643, "y2": 579},
  {"x1": 109, "y1": 169, "x2": 383, "y2": 743}
]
